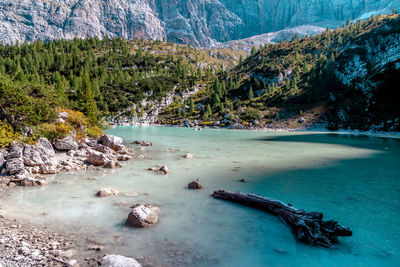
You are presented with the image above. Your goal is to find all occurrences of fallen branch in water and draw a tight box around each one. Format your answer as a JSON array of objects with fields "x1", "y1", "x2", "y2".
[{"x1": 211, "y1": 190, "x2": 352, "y2": 247}]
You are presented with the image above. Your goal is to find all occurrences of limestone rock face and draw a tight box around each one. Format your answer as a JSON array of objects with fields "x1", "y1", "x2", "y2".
[{"x1": 1, "y1": 0, "x2": 399, "y2": 47}]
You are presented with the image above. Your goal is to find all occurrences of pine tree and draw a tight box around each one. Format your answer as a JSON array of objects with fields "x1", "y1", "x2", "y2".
[
  {"x1": 80, "y1": 72, "x2": 98, "y2": 124},
  {"x1": 189, "y1": 98, "x2": 195, "y2": 114},
  {"x1": 248, "y1": 86, "x2": 254, "y2": 100},
  {"x1": 206, "y1": 104, "x2": 212, "y2": 117},
  {"x1": 251, "y1": 46, "x2": 257, "y2": 56}
]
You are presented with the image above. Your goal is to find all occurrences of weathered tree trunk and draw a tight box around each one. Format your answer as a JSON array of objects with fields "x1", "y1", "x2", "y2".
[{"x1": 212, "y1": 190, "x2": 352, "y2": 247}]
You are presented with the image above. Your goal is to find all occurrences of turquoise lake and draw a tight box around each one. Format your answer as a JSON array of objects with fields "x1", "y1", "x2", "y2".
[{"x1": 2, "y1": 127, "x2": 400, "y2": 266}]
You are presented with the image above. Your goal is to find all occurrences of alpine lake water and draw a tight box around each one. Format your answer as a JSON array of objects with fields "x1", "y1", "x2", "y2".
[{"x1": 1, "y1": 126, "x2": 399, "y2": 267}]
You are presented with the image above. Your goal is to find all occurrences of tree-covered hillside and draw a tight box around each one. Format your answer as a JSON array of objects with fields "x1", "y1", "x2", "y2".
[
  {"x1": 0, "y1": 37, "x2": 245, "y2": 145},
  {"x1": 1, "y1": 13, "x2": 399, "y2": 144},
  {"x1": 165, "y1": 13, "x2": 399, "y2": 131}
]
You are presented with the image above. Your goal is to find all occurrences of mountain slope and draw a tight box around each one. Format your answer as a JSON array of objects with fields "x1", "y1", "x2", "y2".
[
  {"x1": 159, "y1": 14, "x2": 400, "y2": 131},
  {"x1": 1, "y1": 0, "x2": 399, "y2": 46}
]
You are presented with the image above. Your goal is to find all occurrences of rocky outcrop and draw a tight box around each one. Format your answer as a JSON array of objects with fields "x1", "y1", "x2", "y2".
[
  {"x1": 1, "y1": 134, "x2": 134, "y2": 187},
  {"x1": 101, "y1": 254, "x2": 141, "y2": 267},
  {"x1": 1, "y1": 0, "x2": 399, "y2": 47},
  {"x1": 126, "y1": 205, "x2": 159, "y2": 228}
]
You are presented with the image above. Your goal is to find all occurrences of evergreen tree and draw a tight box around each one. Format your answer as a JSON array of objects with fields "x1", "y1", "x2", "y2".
[
  {"x1": 248, "y1": 86, "x2": 254, "y2": 100},
  {"x1": 189, "y1": 98, "x2": 195, "y2": 114}
]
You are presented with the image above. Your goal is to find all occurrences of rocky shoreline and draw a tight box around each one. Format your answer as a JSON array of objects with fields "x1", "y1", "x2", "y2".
[{"x1": 0, "y1": 133, "x2": 134, "y2": 189}]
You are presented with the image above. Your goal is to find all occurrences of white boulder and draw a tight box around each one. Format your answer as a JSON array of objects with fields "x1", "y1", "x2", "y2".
[{"x1": 101, "y1": 254, "x2": 141, "y2": 267}]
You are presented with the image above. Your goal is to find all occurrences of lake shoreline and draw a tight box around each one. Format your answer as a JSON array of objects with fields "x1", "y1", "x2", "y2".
[{"x1": 110, "y1": 123, "x2": 400, "y2": 139}]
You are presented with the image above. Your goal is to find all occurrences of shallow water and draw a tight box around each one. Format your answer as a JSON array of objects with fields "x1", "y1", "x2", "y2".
[{"x1": 1, "y1": 127, "x2": 400, "y2": 266}]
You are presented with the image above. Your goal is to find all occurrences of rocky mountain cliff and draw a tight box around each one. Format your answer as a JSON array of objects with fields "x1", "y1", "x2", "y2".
[{"x1": 1, "y1": 0, "x2": 399, "y2": 47}]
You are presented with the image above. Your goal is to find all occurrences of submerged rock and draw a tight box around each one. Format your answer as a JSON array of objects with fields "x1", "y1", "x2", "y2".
[
  {"x1": 96, "y1": 188, "x2": 119, "y2": 197},
  {"x1": 20, "y1": 177, "x2": 48, "y2": 187},
  {"x1": 126, "y1": 204, "x2": 159, "y2": 227},
  {"x1": 101, "y1": 254, "x2": 141, "y2": 267},
  {"x1": 104, "y1": 160, "x2": 122, "y2": 169},
  {"x1": 117, "y1": 155, "x2": 131, "y2": 161},
  {"x1": 131, "y1": 140, "x2": 152, "y2": 146},
  {"x1": 182, "y1": 153, "x2": 193, "y2": 159}
]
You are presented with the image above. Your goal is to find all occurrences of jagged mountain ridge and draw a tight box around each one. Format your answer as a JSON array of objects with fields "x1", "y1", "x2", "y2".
[{"x1": 1, "y1": 0, "x2": 399, "y2": 47}]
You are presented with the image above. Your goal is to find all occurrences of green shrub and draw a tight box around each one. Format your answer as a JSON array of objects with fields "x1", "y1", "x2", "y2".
[{"x1": 0, "y1": 121, "x2": 19, "y2": 147}]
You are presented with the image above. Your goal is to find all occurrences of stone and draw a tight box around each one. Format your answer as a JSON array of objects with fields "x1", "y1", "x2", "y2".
[
  {"x1": 182, "y1": 153, "x2": 193, "y2": 159},
  {"x1": 54, "y1": 137, "x2": 79, "y2": 151},
  {"x1": 101, "y1": 254, "x2": 141, "y2": 267},
  {"x1": 7, "y1": 143, "x2": 23, "y2": 159},
  {"x1": 158, "y1": 165, "x2": 169, "y2": 174},
  {"x1": 131, "y1": 141, "x2": 152, "y2": 146},
  {"x1": 94, "y1": 144, "x2": 114, "y2": 154},
  {"x1": 87, "y1": 151, "x2": 108, "y2": 166},
  {"x1": 96, "y1": 188, "x2": 119, "y2": 197},
  {"x1": 188, "y1": 180, "x2": 203, "y2": 189},
  {"x1": 104, "y1": 160, "x2": 122, "y2": 169},
  {"x1": 58, "y1": 112, "x2": 69, "y2": 120},
  {"x1": 98, "y1": 134, "x2": 123, "y2": 151},
  {"x1": 20, "y1": 178, "x2": 48, "y2": 187},
  {"x1": 0, "y1": 152, "x2": 4, "y2": 168},
  {"x1": 298, "y1": 117, "x2": 305, "y2": 123},
  {"x1": 22, "y1": 144, "x2": 44, "y2": 166},
  {"x1": 36, "y1": 138, "x2": 55, "y2": 156},
  {"x1": 126, "y1": 205, "x2": 159, "y2": 228},
  {"x1": 117, "y1": 155, "x2": 131, "y2": 161},
  {"x1": 6, "y1": 157, "x2": 24, "y2": 175}
]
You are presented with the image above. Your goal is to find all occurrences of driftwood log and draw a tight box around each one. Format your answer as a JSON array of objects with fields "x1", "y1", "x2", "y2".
[{"x1": 212, "y1": 190, "x2": 352, "y2": 247}]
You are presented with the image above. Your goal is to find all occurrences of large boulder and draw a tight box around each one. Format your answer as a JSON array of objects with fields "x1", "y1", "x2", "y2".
[
  {"x1": 7, "y1": 143, "x2": 23, "y2": 159},
  {"x1": 36, "y1": 138, "x2": 55, "y2": 157},
  {"x1": 87, "y1": 151, "x2": 108, "y2": 166},
  {"x1": 98, "y1": 134, "x2": 123, "y2": 151},
  {"x1": 54, "y1": 137, "x2": 79, "y2": 151},
  {"x1": 6, "y1": 157, "x2": 24, "y2": 174},
  {"x1": 126, "y1": 204, "x2": 159, "y2": 228},
  {"x1": 101, "y1": 254, "x2": 141, "y2": 267},
  {"x1": 23, "y1": 144, "x2": 44, "y2": 166}
]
